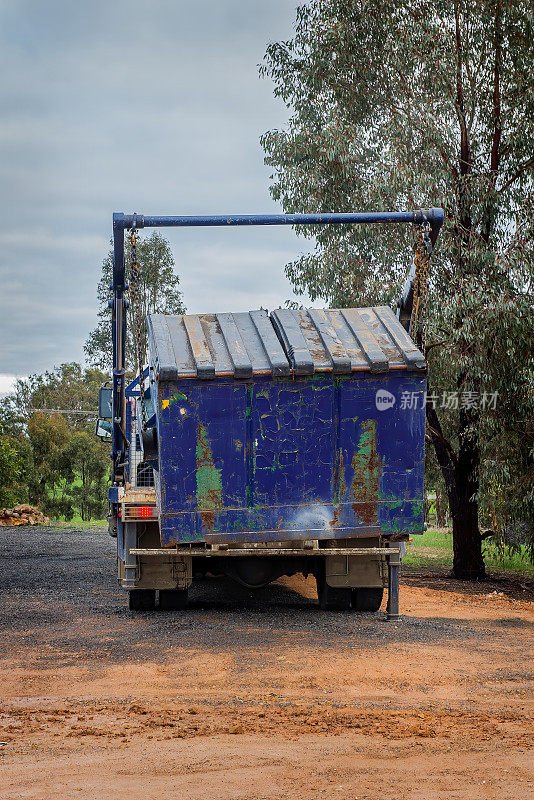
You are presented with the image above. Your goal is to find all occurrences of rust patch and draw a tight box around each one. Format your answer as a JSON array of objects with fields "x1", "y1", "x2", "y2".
[
  {"x1": 330, "y1": 505, "x2": 341, "y2": 529},
  {"x1": 350, "y1": 420, "x2": 383, "y2": 525},
  {"x1": 199, "y1": 509, "x2": 216, "y2": 532},
  {"x1": 351, "y1": 501, "x2": 376, "y2": 525},
  {"x1": 329, "y1": 448, "x2": 346, "y2": 528}
]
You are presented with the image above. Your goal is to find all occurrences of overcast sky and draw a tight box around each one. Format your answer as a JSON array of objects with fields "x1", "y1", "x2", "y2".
[{"x1": 0, "y1": 0, "x2": 317, "y2": 390}]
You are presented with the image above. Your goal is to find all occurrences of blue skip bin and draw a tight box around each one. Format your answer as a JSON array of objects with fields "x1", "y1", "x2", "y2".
[{"x1": 147, "y1": 305, "x2": 426, "y2": 547}]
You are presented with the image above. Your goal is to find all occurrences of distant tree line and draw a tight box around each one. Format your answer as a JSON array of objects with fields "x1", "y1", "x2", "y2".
[
  {"x1": 0, "y1": 231, "x2": 185, "y2": 522},
  {"x1": 0, "y1": 363, "x2": 109, "y2": 521}
]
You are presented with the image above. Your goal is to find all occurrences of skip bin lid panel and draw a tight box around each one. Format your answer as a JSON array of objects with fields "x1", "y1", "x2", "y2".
[
  {"x1": 147, "y1": 310, "x2": 291, "y2": 381},
  {"x1": 270, "y1": 307, "x2": 425, "y2": 374},
  {"x1": 148, "y1": 306, "x2": 425, "y2": 381}
]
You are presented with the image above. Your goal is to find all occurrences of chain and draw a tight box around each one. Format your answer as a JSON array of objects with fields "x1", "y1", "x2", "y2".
[
  {"x1": 409, "y1": 216, "x2": 433, "y2": 348},
  {"x1": 129, "y1": 217, "x2": 147, "y2": 428}
]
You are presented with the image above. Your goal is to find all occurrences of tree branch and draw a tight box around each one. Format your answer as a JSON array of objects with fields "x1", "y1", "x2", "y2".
[
  {"x1": 424, "y1": 339, "x2": 448, "y2": 355},
  {"x1": 498, "y1": 158, "x2": 534, "y2": 193},
  {"x1": 490, "y1": 6, "x2": 502, "y2": 178},
  {"x1": 426, "y1": 394, "x2": 460, "y2": 519},
  {"x1": 454, "y1": 1, "x2": 473, "y2": 236},
  {"x1": 427, "y1": 423, "x2": 459, "y2": 468},
  {"x1": 483, "y1": 3, "x2": 503, "y2": 244}
]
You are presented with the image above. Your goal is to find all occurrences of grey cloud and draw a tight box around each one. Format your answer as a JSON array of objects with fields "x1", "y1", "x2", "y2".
[{"x1": 1, "y1": 0, "x2": 315, "y2": 375}]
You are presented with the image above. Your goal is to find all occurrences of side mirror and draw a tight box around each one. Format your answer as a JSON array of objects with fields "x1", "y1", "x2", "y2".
[
  {"x1": 95, "y1": 418, "x2": 112, "y2": 440},
  {"x1": 98, "y1": 386, "x2": 113, "y2": 420}
]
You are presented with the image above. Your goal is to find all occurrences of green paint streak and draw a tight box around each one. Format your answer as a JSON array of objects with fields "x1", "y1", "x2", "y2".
[
  {"x1": 270, "y1": 454, "x2": 281, "y2": 472},
  {"x1": 337, "y1": 450, "x2": 347, "y2": 503},
  {"x1": 178, "y1": 530, "x2": 197, "y2": 543},
  {"x1": 196, "y1": 424, "x2": 223, "y2": 510},
  {"x1": 380, "y1": 500, "x2": 424, "y2": 534},
  {"x1": 246, "y1": 384, "x2": 254, "y2": 418},
  {"x1": 382, "y1": 498, "x2": 404, "y2": 510},
  {"x1": 162, "y1": 391, "x2": 189, "y2": 412}
]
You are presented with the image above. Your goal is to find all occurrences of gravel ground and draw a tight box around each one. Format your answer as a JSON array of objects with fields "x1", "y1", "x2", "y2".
[{"x1": 1, "y1": 525, "x2": 531, "y2": 664}]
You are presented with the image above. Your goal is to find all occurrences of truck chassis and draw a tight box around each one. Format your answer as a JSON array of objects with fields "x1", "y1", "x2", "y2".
[{"x1": 116, "y1": 488, "x2": 403, "y2": 616}]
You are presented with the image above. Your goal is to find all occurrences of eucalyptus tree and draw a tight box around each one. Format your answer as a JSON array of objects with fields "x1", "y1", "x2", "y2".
[
  {"x1": 260, "y1": 0, "x2": 533, "y2": 577},
  {"x1": 2, "y1": 363, "x2": 107, "y2": 434},
  {"x1": 85, "y1": 231, "x2": 186, "y2": 373}
]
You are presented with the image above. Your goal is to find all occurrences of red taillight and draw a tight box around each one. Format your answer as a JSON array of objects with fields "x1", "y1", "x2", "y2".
[{"x1": 124, "y1": 505, "x2": 158, "y2": 520}]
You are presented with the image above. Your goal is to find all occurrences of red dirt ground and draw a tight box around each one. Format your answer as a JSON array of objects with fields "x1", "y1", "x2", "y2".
[{"x1": 0, "y1": 574, "x2": 532, "y2": 800}]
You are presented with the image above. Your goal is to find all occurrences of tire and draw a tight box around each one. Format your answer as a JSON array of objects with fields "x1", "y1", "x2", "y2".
[
  {"x1": 159, "y1": 589, "x2": 188, "y2": 611},
  {"x1": 128, "y1": 589, "x2": 156, "y2": 611},
  {"x1": 317, "y1": 573, "x2": 352, "y2": 610},
  {"x1": 351, "y1": 587, "x2": 384, "y2": 612}
]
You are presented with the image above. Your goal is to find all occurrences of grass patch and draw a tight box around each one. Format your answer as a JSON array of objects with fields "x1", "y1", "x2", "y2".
[
  {"x1": 405, "y1": 526, "x2": 534, "y2": 575},
  {"x1": 67, "y1": 513, "x2": 107, "y2": 526},
  {"x1": 55, "y1": 517, "x2": 107, "y2": 527},
  {"x1": 483, "y1": 543, "x2": 534, "y2": 574}
]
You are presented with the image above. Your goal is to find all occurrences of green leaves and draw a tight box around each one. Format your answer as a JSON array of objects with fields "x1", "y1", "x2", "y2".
[
  {"x1": 0, "y1": 364, "x2": 110, "y2": 521},
  {"x1": 0, "y1": 436, "x2": 26, "y2": 507},
  {"x1": 85, "y1": 231, "x2": 186, "y2": 372}
]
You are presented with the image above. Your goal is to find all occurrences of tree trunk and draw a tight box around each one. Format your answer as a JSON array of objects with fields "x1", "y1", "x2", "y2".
[
  {"x1": 451, "y1": 483, "x2": 485, "y2": 578},
  {"x1": 452, "y1": 506, "x2": 485, "y2": 578},
  {"x1": 435, "y1": 488, "x2": 447, "y2": 527},
  {"x1": 451, "y1": 404, "x2": 486, "y2": 578},
  {"x1": 426, "y1": 393, "x2": 486, "y2": 579}
]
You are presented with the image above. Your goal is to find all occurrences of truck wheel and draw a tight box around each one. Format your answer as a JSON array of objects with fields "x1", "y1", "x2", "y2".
[
  {"x1": 317, "y1": 576, "x2": 351, "y2": 611},
  {"x1": 128, "y1": 589, "x2": 156, "y2": 611},
  {"x1": 159, "y1": 589, "x2": 188, "y2": 611},
  {"x1": 351, "y1": 587, "x2": 384, "y2": 612}
]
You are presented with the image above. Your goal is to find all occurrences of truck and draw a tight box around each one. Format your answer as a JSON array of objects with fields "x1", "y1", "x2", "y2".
[{"x1": 96, "y1": 209, "x2": 444, "y2": 617}]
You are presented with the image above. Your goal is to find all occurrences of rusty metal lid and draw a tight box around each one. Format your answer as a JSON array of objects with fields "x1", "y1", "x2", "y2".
[
  {"x1": 147, "y1": 310, "x2": 290, "y2": 381},
  {"x1": 147, "y1": 306, "x2": 425, "y2": 381},
  {"x1": 271, "y1": 307, "x2": 426, "y2": 375}
]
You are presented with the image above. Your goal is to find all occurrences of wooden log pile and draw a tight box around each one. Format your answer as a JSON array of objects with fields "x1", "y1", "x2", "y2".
[{"x1": 0, "y1": 504, "x2": 51, "y2": 526}]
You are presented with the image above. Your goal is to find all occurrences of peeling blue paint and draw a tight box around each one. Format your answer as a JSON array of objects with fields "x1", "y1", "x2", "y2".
[{"x1": 155, "y1": 372, "x2": 426, "y2": 546}]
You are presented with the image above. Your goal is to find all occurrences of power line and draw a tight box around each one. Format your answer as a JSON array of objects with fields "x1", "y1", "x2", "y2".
[{"x1": 29, "y1": 408, "x2": 97, "y2": 416}]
